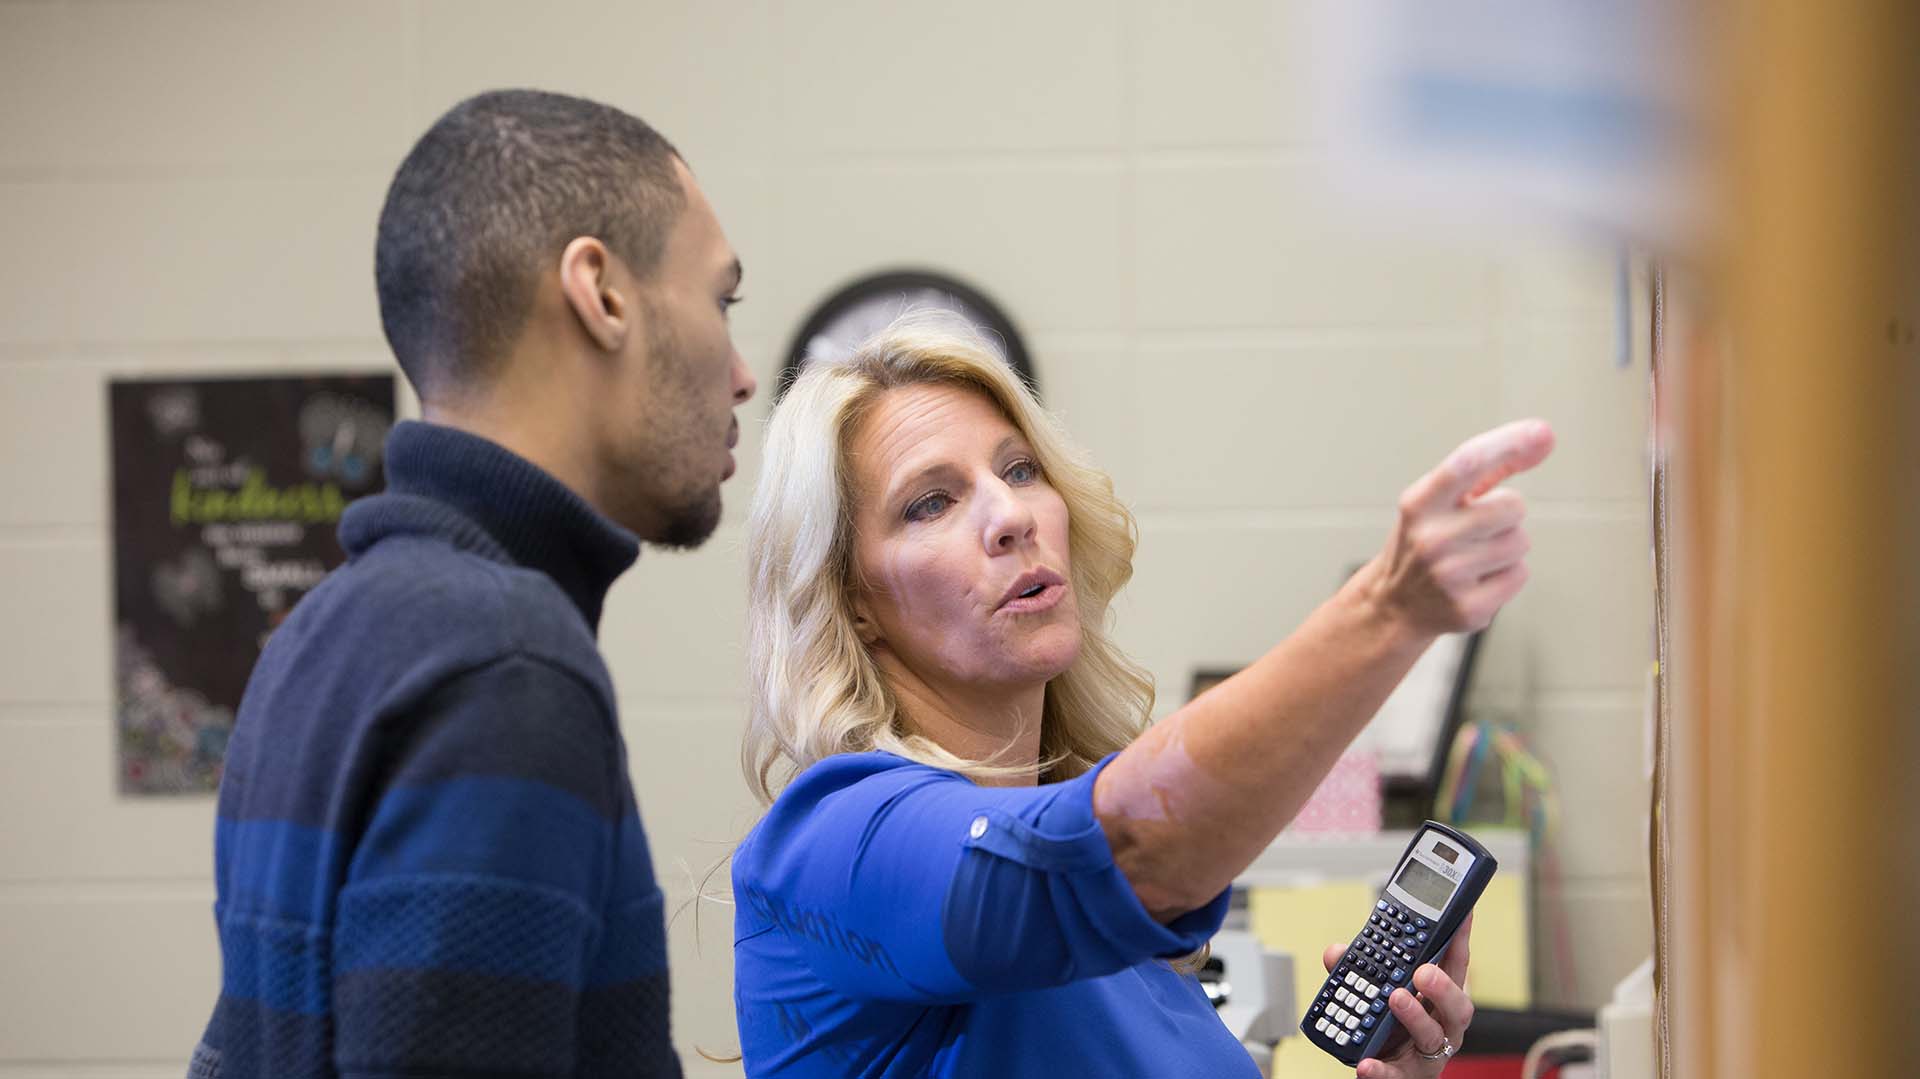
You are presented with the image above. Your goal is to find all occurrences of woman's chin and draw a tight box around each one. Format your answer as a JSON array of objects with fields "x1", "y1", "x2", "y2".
[{"x1": 1021, "y1": 634, "x2": 1083, "y2": 682}]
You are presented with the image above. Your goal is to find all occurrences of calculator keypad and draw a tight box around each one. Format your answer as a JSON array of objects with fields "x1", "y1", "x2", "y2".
[{"x1": 1311, "y1": 897, "x2": 1437, "y2": 1051}]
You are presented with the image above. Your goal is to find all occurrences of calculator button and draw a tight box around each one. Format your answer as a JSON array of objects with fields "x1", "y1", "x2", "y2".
[
  {"x1": 1343, "y1": 1014, "x2": 1360, "y2": 1030},
  {"x1": 1371, "y1": 997, "x2": 1387, "y2": 1014},
  {"x1": 1391, "y1": 967, "x2": 1409, "y2": 983},
  {"x1": 1416, "y1": 930, "x2": 1430, "y2": 944},
  {"x1": 1376, "y1": 900, "x2": 1388, "y2": 911},
  {"x1": 1336, "y1": 1032, "x2": 1350, "y2": 1047},
  {"x1": 1365, "y1": 984, "x2": 1380, "y2": 1000},
  {"x1": 1362, "y1": 1013, "x2": 1378, "y2": 1029},
  {"x1": 1414, "y1": 917, "x2": 1429, "y2": 930}
]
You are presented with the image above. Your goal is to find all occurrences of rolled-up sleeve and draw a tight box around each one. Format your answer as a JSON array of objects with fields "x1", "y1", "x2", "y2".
[{"x1": 734, "y1": 752, "x2": 1229, "y2": 1004}]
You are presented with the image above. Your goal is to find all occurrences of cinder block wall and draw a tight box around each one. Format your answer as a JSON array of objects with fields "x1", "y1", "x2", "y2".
[{"x1": 0, "y1": 2, "x2": 1651, "y2": 1073}]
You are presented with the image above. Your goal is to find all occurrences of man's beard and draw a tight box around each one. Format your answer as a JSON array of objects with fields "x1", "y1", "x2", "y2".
[
  {"x1": 638, "y1": 305, "x2": 725, "y2": 550},
  {"x1": 651, "y1": 483, "x2": 722, "y2": 550}
]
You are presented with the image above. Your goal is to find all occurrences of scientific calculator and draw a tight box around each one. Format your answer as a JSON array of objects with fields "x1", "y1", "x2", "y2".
[{"x1": 1299, "y1": 822, "x2": 1496, "y2": 1066}]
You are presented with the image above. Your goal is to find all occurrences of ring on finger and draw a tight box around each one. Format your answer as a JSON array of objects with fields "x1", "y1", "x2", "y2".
[{"x1": 1415, "y1": 1034, "x2": 1455, "y2": 1062}]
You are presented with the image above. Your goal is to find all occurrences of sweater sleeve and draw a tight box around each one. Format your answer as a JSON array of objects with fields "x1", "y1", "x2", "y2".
[{"x1": 330, "y1": 653, "x2": 623, "y2": 1079}]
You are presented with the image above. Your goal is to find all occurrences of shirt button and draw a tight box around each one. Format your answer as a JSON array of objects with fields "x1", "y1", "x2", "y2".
[{"x1": 969, "y1": 816, "x2": 989, "y2": 839}]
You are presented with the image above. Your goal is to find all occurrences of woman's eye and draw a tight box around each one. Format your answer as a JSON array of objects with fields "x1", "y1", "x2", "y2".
[
  {"x1": 905, "y1": 492, "x2": 952, "y2": 522},
  {"x1": 721, "y1": 293, "x2": 744, "y2": 314},
  {"x1": 1005, "y1": 459, "x2": 1039, "y2": 484}
]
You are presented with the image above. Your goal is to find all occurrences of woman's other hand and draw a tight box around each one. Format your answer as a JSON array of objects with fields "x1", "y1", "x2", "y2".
[
  {"x1": 1322, "y1": 913, "x2": 1477, "y2": 1078},
  {"x1": 1363, "y1": 420, "x2": 1556, "y2": 637}
]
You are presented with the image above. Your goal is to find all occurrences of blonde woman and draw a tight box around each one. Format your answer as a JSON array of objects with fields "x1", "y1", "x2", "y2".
[{"x1": 733, "y1": 315, "x2": 1552, "y2": 1077}]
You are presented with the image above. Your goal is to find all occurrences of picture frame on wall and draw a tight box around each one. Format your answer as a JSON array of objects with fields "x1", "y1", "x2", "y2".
[{"x1": 109, "y1": 373, "x2": 396, "y2": 795}]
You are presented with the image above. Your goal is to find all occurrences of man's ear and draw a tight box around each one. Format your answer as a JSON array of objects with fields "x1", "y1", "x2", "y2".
[{"x1": 558, "y1": 236, "x2": 630, "y2": 352}]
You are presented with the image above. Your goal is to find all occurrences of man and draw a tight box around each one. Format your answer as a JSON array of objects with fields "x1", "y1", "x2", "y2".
[{"x1": 189, "y1": 89, "x2": 755, "y2": 1079}]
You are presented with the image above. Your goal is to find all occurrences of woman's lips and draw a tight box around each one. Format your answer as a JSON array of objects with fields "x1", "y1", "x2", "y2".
[{"x1": 999, "y1": 582, "x2": 1066, "y2": 614}]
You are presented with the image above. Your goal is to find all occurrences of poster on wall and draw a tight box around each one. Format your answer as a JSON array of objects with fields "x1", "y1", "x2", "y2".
[{"x1": 110, "y1": 374, "x2": 395, "y2": 795}]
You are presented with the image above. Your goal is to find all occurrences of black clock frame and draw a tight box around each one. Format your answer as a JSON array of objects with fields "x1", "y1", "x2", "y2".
[{"x1": 777, "y1": 269, "x2": 1036, "y2": 401}]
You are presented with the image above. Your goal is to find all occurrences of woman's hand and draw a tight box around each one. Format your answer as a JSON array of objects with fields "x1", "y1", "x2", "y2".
[
  {"x1": 1322, "y1": 913, "x2": 1477, "y2": 1078},
  {"x1": 1363, "y1": 420, "x2": 1556, "y2": 637}
]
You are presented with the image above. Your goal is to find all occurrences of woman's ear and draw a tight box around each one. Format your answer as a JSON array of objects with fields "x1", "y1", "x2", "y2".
[
  {"x1": 850, "y1": 599, "x2": 883, "y2": 646},
  {"x1": 558, "y1": 236, "x2": 629, "y2": 352}
]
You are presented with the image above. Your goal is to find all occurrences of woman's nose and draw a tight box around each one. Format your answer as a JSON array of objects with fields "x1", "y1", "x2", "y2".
[{"x1": 981, "y1": 482, "x2": 1037, "y2": 552}]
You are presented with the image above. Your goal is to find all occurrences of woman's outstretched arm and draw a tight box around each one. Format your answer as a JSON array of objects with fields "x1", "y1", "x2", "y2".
[{"x1": 1095, "y1": 419, "x2": 1555, "y2": 919}]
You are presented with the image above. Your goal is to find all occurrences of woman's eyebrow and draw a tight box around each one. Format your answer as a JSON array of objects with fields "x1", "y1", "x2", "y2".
[{"x1": 884, "y1": 460, "x2": 961, "y2": 507}]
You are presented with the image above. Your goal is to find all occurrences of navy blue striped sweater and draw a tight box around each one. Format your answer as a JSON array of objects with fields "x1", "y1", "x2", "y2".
[{"x1": 192, "y1": 421, "x2": 680, "y2": 1079}]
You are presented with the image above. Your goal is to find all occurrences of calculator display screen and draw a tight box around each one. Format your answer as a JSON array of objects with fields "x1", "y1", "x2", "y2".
[{"x1": 1393, "y1": 858, "x2": 1458, "y2": 910}]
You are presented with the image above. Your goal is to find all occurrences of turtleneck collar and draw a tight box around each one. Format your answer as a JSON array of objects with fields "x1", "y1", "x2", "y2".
[{"x1": 338, "y1": 420, "x2": 639, "y2": 631}]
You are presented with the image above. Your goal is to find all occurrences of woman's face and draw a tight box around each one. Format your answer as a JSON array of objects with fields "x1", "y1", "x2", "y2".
[{"x1": 847, "y1": 383, "x2": 1081, "y2": 694}]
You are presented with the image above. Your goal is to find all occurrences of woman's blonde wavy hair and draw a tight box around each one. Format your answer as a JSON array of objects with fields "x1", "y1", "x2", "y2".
[{"x1": 743, "y1": 312, "x2": 1156, "y2": 803}]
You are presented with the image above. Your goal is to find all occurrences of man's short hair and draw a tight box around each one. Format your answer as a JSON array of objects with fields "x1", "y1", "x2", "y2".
[{"x1": 374, "y1": 89, "x2": 684, "y2": 397}]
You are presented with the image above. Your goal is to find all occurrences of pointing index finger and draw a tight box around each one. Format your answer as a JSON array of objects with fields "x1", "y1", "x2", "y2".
[{"x1": 1408, "y1": 420, "x2": 1556, "y2": 514}]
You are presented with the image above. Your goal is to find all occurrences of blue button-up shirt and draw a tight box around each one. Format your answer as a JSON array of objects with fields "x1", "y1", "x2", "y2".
[{"x1": 732, "y1": 751, "x2": 1259, "y2": 1077}]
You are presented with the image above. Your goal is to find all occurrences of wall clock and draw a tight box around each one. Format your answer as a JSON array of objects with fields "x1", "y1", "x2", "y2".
[{"x1": 779, "y1": 269, "x2": 1035, "y2": 400}]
